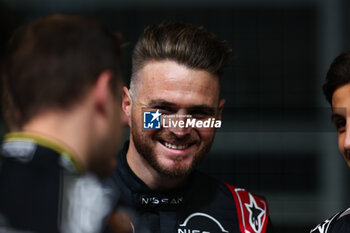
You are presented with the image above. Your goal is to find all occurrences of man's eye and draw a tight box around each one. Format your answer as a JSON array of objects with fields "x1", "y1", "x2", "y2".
[
  {"x1": 190, "y1": 110, "x2": 212, "y2": 119},
  {"x1": 334, "y1": 119, "x2": 346, "y2": 132}
]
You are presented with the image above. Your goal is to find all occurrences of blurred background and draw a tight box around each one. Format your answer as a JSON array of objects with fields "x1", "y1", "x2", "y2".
[{"x1": 0, "y1": 0, "x2": 349, "y2": 232}]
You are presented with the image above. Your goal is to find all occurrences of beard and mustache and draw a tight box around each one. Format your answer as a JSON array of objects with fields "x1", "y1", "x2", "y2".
[{"x1": 131, "y1": 115, "x2": 214, "y2": 178}]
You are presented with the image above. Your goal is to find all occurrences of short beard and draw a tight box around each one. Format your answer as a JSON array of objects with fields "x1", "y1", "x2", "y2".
[{"x1": 131, "y1": 117, "x2": 213, "y2": 178}]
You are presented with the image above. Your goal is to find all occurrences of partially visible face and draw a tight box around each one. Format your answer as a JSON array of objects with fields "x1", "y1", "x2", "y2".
[
  {"x1": 129, "y1": 60, "x2": 224, "y2": 177},
  {"x1": 332, "y1": 83, "x2": 350, "y2": 167},
  {"x1": 90, "y1": 79, "x2": 124, "y2": 177}
]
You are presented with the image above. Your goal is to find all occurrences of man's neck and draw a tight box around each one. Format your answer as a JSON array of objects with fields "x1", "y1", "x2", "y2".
[
  {"x1": 126, "y1": 140, "x2": 187, "y2": 190},
  {"x1": 22, "y1": 110, "x2": 92, "y2": 172}
]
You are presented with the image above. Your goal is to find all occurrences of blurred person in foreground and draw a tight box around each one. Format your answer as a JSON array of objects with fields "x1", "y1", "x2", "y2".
[
  {"x1": 310, "y1": 51, "x2": 350, "y2": 233},
  {"x1": 0, "y1": 13, "x2": 124, "y2": 233},
  {"x1": 105, "y1": 23, "x2": 273, "y2": 233}
]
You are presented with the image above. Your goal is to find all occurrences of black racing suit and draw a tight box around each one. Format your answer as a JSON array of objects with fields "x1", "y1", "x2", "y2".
[
  {"x1": 104, "y1": 142, "x2": 273, "y2": 233},
  {"x1": 0, "y1": 132, "x2": 111, "y2": 233},
  {"x1": 310, "y1": 208, "x2": 350, "y2": 233}
]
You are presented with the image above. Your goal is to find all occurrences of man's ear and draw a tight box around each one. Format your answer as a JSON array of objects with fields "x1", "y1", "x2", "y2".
[
  {"x1": 217, "y1": 98, "x2": 226, "y2": 121},
  {"x1": 93, "y1": 71, "x2": 112, "y2": 115},
  {"x1": 122, "y1": 87, "x2": 132, "y2": 126}
]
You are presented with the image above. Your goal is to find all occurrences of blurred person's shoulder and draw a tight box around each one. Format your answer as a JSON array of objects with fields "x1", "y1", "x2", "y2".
[{"x1": 311, "y1": 208, "x2": 350, "y2": 233}]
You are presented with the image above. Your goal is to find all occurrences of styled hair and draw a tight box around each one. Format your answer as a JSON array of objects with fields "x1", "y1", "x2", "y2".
[
  {"x1": 130, "y1": 23, "x2": 231, "y2": 94},
  {"x1": 4, "y1": 13, "x2": 122, "y2": 123},
  {"x1": 323, "y1": 51, "x2": 350, "y2": 105}
]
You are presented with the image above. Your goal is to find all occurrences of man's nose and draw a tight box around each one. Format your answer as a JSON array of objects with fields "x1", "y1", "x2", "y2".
[
  {"x1": 168, "y1": 116, "x2": 192, "y2": 138},
  {"x1": 169, "y1": 125, "x2": 192, "y2": 138}
]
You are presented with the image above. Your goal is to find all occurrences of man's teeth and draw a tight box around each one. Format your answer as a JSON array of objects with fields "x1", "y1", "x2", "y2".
[{"x1": 164, "y1": 142, "x2": 189, "y2": 150}]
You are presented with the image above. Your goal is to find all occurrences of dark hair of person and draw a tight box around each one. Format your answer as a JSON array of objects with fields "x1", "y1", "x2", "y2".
[
  {"x1": 4, "y1": 13, "x2": 122, "y2": 123},
  {"x1": 324, "y1": 51, "x2": 350, "y2": 104},
  {"x1": 131, "y1": 22, "x2": 231, "y2": 79}
]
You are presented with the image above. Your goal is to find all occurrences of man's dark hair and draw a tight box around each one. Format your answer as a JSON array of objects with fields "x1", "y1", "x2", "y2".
[
  {"x1": 4, "y1": 13, "x2": 122, "y2": 123},
  {"x1": 131, "y1": 23, "x2": 231, "y2": 82},
  {"x1": 323, "y1": 51, "x2": 350, "y2": 105}
]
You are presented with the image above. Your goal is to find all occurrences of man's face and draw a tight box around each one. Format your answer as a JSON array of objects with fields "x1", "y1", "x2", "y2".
[
  {"x1": 332, "y1": 83, "x2": 350, "y2": 167},
  {"x1": 128, "y1": 60, "x2": 224, "y2": 177}
]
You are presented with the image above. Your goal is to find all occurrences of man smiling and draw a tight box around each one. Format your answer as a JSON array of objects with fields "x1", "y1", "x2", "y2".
[
  {"x1": 106, "y1": 23, "x2": 273, "y2": 233},
  {"x1": 127, "y1": 59, "x2": 223, "y2": 184}
]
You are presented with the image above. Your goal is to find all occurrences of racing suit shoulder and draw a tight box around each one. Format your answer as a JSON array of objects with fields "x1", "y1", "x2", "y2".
[
  {"x1": 0, "y1": 140, "x2": 61, "y2": 233},
  {"x1": 311, "y1": 208, "x2": 350, "y2": 233},
  {"x1": 0, "y1": 133, "x2": 101, "y2": 233},
  {"x1": 192, "y1": 171, "x2": 272, "y2": 233},
  {"x1": 224, "y1": 182, "x2": 271, "y2": 233}
]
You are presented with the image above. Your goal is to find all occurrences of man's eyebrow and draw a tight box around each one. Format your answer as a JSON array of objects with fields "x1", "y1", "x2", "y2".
[
  {"x1": 189, "y1": 105, "x2": 216, "y2": 112},
  {"x1": 147, "y1": 100, "x2": 216, "y2": 112},
  {"x1": 148, "y1": 99, "x2": 177, "y2": 106}
]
